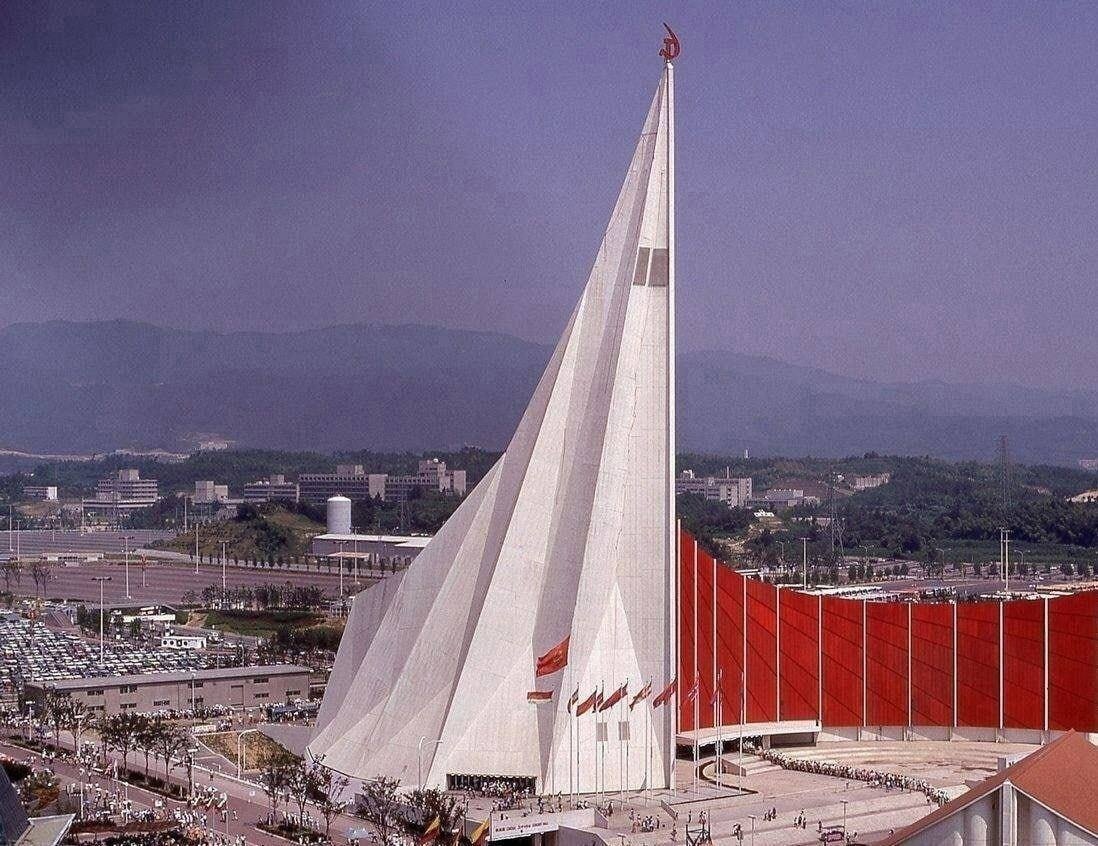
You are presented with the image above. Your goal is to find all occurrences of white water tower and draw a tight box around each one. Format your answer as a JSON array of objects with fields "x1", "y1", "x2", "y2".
[{"x1": 326, "y1": 495, "x2": 352, "y2": 535}]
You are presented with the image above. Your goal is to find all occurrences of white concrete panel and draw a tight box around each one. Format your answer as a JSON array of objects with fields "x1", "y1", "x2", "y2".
[{"x1": 308, "y1": 64, "x2": 676, "y2": 791}]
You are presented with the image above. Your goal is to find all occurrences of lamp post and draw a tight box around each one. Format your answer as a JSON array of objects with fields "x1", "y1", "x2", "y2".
[
  {"x1": 91, "y1": 576, "x2": 112, "y2": 662},
  {"x1": 748, "y1": 814, "x2": 756, "y2": 846},
  {"x1": 842, "y1": 800, "x2": 848, "y2": 838},
  {"x1": 122, "y1": 534, "x2": 135, "y2": 598},
  {"x1": 802, "y1": 538, "x2": 808, "y2": 589},
  {"x1": 417, "y1": 736, "x2": 443, "y2": 790},
  {"x1": 337, "y1": 541, "x2": 345, "y2": 614},
  {"x1": 237, "y1": 728, "x2": 260, "y2": 777}
]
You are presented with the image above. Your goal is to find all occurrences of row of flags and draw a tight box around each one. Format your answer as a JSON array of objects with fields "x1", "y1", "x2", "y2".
[
  {"x1": 529, "y1": 635, "x2": 680, "y2": 711},
  {"x1": 526, "y1": 678, "x2": 678, "y2": 711},
  {"x1": 418, "y1": 814, "x2": 490, "y2": 846}
]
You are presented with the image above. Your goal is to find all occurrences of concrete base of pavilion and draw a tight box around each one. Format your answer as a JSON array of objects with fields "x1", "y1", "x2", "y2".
[{"x1": 677, "y1": 720, "x2": 822, "y2": 755}]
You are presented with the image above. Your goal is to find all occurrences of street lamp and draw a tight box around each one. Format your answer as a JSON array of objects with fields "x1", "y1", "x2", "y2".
[
  {"x1": 417, "y1": 736, "x2": 443, "y2": 790},
  {"x1": 122, "y1": 534, "x2": 135, "y2": 598},
  {"x1": 842, "y1": 800, "x2": 848, "y2": 838},
  {"x1": 237, "y1": 728, "x2": 260, "y2": 777},
  {"x1": 91, "y1": 576, "x2": 112, "y2": 662},
  {"x1": 748, "y1": 814, "x2": 756, "y2": 846}
]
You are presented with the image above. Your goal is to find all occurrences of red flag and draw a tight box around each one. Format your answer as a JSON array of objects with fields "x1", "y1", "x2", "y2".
[
  {"x1": 567, "y1": 688, "x2": 579, "y2": 712},
  {"x1": 652, "y1": 679, "x2": 677, "y2": 708},
  {"x1": 598, "y1": 683, "x2": 628, "y2": 712},
  {"x1": 418, "y1": 816, "x2": 440, "y2": 846},
  {"x1": 710, "y1": 670, "x2": 723, "y2": 706},
  {"x1": 535, "y1": 636, "x2": 570, "y2": 677},
  {"x1": 594, "y1": 687, "x2": 605, "y2": 711},
  {"x1": 471, "y1": 817, "x2": 490, "y2": 846},
  {"x1": 684, "y1": 677, "x2": 699, "y2": 704},
  {"x1": 527, "y1": 690, "x2": 553, "y2": 704},
  {"x1": 575, "y1": 691, "x2": 597, "y2": 716},
  {"x1": 630, "y1": 681, "x2": 652, "y2": 710}
]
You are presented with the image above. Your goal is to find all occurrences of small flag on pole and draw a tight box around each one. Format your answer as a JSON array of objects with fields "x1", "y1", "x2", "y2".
[
  {"x1": 535, "y1": 636, "x2": 570, "y2": 677},
  {"x1": 567, "y1": 688, "x2": 579, "y2": 712},
  {"x1": 599, "y1": 682, "x2": 628, "y2": 712},
  {"x1": 653, "y1": 679, "x2": 677, "y2": 708},
  {"x1": 710, "y1": 670, "x2": 723, "y2": 706},
  {"x1": 630, "y1": 681, "x2": 652, "y2": 710},
  {"x1": 575, "y1": 691, "x2": 597, "y2": 716},
  {"x1": 471, "y1": 817, "x2": 490, "y2": 846},
  {"x1": 418, "y1": 816, "x2": 440, "y2": 846},
  {"x1": 594, "y1": 686, "x2": 605, "y2": 711},
  {"x1": 684, "y1": 677, "x2": 699, "y2": 704},
  {"x1": 527, "y1": 690, "x2": 553, "y2": 704}
]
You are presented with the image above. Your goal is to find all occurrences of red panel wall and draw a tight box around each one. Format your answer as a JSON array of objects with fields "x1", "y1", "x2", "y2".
[
  {"x1": 678, "y1": 532, "x2": 695, "y2": 731},
  {"x1": 1003, "y1": 600, "x2": 1045, "y2": 729},
  {"x1": 1048, "y1": 591, "x2": 1098, "y2": 731},
  {"x1": 822, "y1": 597, "x2": 863, "y2": 726},
  {"x1": 866, "y1": 602, "x2": 909, "y2": 727},
  {"x1": 680, "y1": 530, "x2": 1098, "y2": 733},
  {"x1": 746, "y1": 580, "x2": 778, "y2": 722},
  {"x1": 910, "y1": 603, "x2": 953, "y2": 726},
  {"x1": 956, "y1": 603, "x2": 1000, "y2": 728},
  {"x1": 779, "y1": 589, "x2": 820, "y2": 721},
  {"x1": 715, "y1": 565, "x2": 744, "y2": 724},
  {"x1": 694, "y1": 547, "x2": 716, "y2": 729}
]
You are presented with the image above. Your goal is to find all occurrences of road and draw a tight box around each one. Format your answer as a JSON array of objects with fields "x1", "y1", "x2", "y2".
[
  {"x1": 1, "y1": 734, "x2": 366, "y2": 846},
  {"x1": 8, "y1": 557, "x2": 380, "y2": 605}
]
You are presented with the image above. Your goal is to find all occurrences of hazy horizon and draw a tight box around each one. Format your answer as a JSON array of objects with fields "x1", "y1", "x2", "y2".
[{"x1": 3, "y1": 2, "x2": 1097, "y2": 390}]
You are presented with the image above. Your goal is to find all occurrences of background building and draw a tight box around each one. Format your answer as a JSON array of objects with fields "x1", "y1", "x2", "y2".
[
  {"x1": 21, "y1": 485, "x2": 58, "y2": 501},
  {"x1": 26, "y1": 664, "x2": 312, "y2": 714},
  {"x1": 242, "y1": 474, "x2": 299, "y2": 503},
  {"x1": 82, "y1": 469, "x2": 158, "y2": 515},
  {"x1": 852, "y1": 473, "x2": 891, "y2": 490},
  {"x1": 676, "y1": 469, "x2": 752, "y2": 507},
  {"x1": 299, "y1": 459, "x2": 466, "y2": 503},
  {"x1": 193, "y1": 480, "x2": 230, "y2": 504}
]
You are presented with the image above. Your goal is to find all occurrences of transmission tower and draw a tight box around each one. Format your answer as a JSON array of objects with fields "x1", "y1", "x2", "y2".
[{"x1": 998, "y1": 434, "x2": 1013, "y2": 517}]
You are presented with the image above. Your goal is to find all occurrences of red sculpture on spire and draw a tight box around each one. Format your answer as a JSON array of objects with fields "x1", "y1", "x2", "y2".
[{"x1": 660, "y1": 23, "x2": 680, "y2": 62}]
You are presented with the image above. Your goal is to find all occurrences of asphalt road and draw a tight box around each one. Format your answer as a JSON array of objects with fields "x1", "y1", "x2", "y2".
[{"x1": 10, "y1": 558, "x2": 379, "y2": 605}]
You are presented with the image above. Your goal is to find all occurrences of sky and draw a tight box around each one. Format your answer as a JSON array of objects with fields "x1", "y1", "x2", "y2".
[{"x1": 1, "y1": 1, "x2": 1096, "y2": 390}]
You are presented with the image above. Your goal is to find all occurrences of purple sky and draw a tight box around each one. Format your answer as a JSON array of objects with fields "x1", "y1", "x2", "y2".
[{"x1": 2, "y1": 1, "x2": 1096, "y2": 389}]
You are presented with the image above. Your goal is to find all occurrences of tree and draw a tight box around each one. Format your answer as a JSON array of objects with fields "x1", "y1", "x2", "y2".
[
  {"x1": 359, "y1": 776, "x2": 404, "y2": 846},
  {"x1": 43, "y1": 690, "x2": 71, "y2": 750},
  {"x1": 311, "y1": 755, "x2": 350, "y2": 842},
  {"x1": 260, "y1": 752, "x2": 295, "y2": 825},
  {"x1": 283, "y1": 757, "x2": 316, "y2": 832},
  {"x1": 1, "y1": 558, "x2": 22, "y2": 594},
  {"x1": 408, "y1": 787, "x2": 459, "y2": 838},
  {"x1": 29, "y1": 559, "x2": 52, "y2": 597},
  {"x1": 152, "y1": 721, "x2": 186, "y2": 787},
  {"x1": 102, "y1": 713, "x2": 146, "y2": 776},
  {"x1": 137, "y1": 717, "x2": 161, "y2": 779}
]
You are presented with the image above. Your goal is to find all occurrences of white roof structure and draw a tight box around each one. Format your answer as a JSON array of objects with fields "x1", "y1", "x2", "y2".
[{"x1": 308, "y1": 56, "x2": 678, "y2": 794}]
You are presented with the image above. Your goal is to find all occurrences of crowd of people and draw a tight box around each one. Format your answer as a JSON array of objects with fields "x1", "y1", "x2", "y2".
[{"x1": 749, "y1": 744, "x2": 951, "y2": 806}]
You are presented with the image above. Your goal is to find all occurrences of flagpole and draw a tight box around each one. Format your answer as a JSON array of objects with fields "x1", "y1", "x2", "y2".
[
  {"x1": 619, "y1": 689, "x2": 626, "y2": 806},
  {"x1": 569, "y1": 683, "x2": 575, "y2": 808}
]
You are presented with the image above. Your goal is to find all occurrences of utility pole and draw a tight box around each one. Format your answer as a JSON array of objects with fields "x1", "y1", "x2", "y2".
[
  {"x1": 92, "y1": 576, "x2": 112, "y2": 663},
  {"x1": 194, "y1": 524, "x2": 199, "y2": 575},
  {"x1": 221, "y1": 541, "x2": 227, "y2": 595},
  {"x1": 802, "y1": 537, "x2": 808, "y2": 589},
  {"x1": 123, "y1": 534, "x2": 134, "y2": 599}
]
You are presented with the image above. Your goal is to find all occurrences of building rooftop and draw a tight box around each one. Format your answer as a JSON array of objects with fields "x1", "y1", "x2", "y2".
[
  {"x1": 37, "y1": 663, "x2": 310, "y2": 691},
  {"x1": 879, "y1": 731, "x2": 1098, "y2": 844},
  {"x1": 314, "y1": 533, "x2": 433, "y2": 548}
]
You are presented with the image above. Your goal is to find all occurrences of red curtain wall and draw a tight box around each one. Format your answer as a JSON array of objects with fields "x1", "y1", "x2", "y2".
[{"x1": 676, "y1": 531, "x2": 1098, "y2": 733}]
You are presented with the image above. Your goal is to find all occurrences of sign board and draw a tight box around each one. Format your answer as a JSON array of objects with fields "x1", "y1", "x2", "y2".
[
  {"x1": 491, "y1": 814, "x2": 559, "y2": 841},
  {"x1": 822, "y1": 830, "x2": 845, "y2": 843}
]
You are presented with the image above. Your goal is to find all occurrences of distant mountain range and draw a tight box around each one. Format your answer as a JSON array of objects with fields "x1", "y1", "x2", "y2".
[{"x1": 1, "y1": 319, "x2": 1096, "y2": 466}]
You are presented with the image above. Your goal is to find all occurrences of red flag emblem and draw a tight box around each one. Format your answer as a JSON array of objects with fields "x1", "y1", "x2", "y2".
[
  {"x1": 630, "y1": 681, "x2": 653, "y2": 710},
  {"x1": 575, "y1": 691, "x2": 597, "y2": 716},
  {"x1": 598, "y1": 682, "x2": 628, "y2": 712},
  {"x1": 527, "y1": 690, "x2": 553, "y2": 704},
  {"x1": 535, "y1": 636, "x2": 570, "y2": 677},
  {"x1": 653, "y1": 679, "x2": 677, "y2": 708}
]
